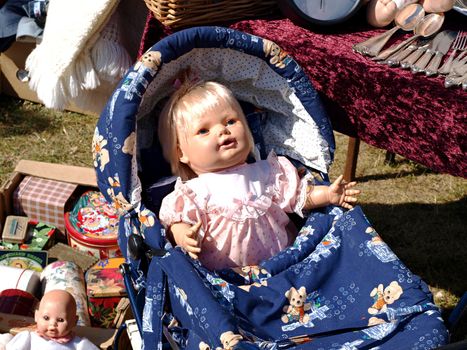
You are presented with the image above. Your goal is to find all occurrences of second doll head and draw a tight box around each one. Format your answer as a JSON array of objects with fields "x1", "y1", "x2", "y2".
[{"x1": 35, "y1": 289, "x2": 78, "y2": 339}]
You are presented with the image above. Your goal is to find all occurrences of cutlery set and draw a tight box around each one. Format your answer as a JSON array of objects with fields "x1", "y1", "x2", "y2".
[{"x1": 353, "y1": 3, "x2": 467, "y2": 89}]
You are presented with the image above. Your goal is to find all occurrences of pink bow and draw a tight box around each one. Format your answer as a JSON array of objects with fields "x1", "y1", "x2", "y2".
[{"x1": 226, "y1": 192, "x2": 272, "y2": 219}]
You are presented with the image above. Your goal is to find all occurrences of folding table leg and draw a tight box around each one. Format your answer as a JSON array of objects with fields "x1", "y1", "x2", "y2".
[{"x1": 343, "y1": 137, "x2": 360, "y2": 182}]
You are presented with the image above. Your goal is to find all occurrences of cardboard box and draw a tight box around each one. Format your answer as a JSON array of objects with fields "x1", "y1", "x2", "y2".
[
  {"x1": 0, "y1": 42, "x2": 100, "y2": 116},
  {"x1": 0, "y1": 160, "x2": 97, "y2": 234}
]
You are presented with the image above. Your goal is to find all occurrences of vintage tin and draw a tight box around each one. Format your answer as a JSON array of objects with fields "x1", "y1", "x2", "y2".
[
  {"x1": 85, "y1": 258, "x2": 127, "y2": 328},
  {"x1": 65, "y1": 191, "x2": 121, "y2": 259},
  {"x1": 13, "y1": 175, "x2": 78, "y2": 234}
]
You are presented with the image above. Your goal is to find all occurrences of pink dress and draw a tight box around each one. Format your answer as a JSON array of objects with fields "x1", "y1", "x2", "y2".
[{"x1": 159, "y1": 153, "x2": 308, "y2": 270}]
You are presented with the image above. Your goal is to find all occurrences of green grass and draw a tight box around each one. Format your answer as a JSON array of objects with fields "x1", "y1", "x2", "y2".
[
  {"x1": 0, "y1": 96, "x2": 96, "y2": 181},
  {"x1": 1, "y1": 94, "x2": 466, "y2": 320},
  {"x1": 330, "y1": 137, "x2": 467, "y2": 311}
]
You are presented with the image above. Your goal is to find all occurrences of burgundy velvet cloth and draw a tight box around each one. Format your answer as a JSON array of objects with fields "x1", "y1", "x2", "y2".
[{"x1": 139, "y1": 12, "x2": 466, "y2": 178}]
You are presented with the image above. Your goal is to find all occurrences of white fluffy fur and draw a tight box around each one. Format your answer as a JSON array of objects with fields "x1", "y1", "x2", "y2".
[{"x1": 26, "y1": 0, "x2": 131, "y2": 110}]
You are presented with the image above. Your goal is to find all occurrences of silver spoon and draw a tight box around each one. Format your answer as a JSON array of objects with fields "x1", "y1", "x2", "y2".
[
  {"x1": 353, "y1": 4, "x2": 425, "y2": 57},
  {"x1": 374, "y1": 12, "x2": 445, "y2": 65}
]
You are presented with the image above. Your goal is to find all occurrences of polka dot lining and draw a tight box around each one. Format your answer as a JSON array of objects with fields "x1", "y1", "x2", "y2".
[{"x1": 137, "y1": 48, "x2": 331, "y2": 173}]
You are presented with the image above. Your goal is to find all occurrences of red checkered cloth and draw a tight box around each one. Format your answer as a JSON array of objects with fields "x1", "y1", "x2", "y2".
[{"x1": 13, "y1": 176, "x2": 78, "y2": 232}]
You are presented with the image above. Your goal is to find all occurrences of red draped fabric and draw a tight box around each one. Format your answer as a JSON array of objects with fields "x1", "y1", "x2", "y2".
[{"x1": 139, "y1": 10, "x2": 466, "y2": 178}]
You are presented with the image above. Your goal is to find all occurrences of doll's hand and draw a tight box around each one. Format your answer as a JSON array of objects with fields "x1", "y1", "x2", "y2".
[
  {"x1": 170, "y1": 221, "x2": 202, "y2": 259},
  {"x1": 328, "y1": 175, "x2": 361, "y2": 209}
]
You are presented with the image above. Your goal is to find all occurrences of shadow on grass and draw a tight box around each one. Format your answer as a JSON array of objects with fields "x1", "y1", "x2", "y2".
[
  {"x1": 0, "y1": 95, "x2": 55, "y2": 137},
  {"x1": 357, "y1": 161, "x2": 436, "y2": 182},
  {"x1": 361, "y1": 197, "x2": 467, "y2": 297}
]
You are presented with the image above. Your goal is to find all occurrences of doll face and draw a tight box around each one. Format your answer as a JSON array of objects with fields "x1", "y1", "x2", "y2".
[
  {"x1": 178, "y1": 101, "x2": 251, "y2": 175},
  {"x1": 35, "y1": 291, "x2": 78, "y2": 338}
]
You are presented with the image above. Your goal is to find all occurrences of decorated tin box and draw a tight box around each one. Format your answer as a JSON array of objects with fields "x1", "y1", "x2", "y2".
[
  {"x1": 2, "y1": 216, "x2": 29, "y2": 244},
  {"x1": 85, "y1": 258, "x2": 126, "y2": 328},
  {"x1": 0, "y1": 250, "x2": 47, "y2": 272},
  {"x1": 13, "y1": 175, "x2": 78, "y2": 234},
  {"x1": 0, "y1": 221, "x2": 56, "y2": 251},
  {"x1": 65, "y1": 191, "x2": 121, "y2": 259}
]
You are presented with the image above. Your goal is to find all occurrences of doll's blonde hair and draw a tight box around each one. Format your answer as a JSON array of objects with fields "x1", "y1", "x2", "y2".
[{"x1": 158, "y1": 75, "x2": 254, "y2": 180}]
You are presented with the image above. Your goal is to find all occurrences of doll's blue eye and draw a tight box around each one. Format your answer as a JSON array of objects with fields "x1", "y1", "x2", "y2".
[
  {"x1": 197, "y1": 128, "x2": 209, "y2": 135},
  {"x1": 226, "y1": 119, "x2": 236, "y2": 126}
]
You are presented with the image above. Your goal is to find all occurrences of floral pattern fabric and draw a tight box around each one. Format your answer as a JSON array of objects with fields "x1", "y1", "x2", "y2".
[
  {"x1": 93, "y1": 26, "x2": 448, "y2": 349},
  {"x1": 41, "y1": 261, "x2": 90, "y2": 326}
]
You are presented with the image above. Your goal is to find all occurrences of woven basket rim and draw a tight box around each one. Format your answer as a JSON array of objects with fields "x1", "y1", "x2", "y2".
[{"x1": 144, "y1": 0, "x2": 278, "y2": 28}]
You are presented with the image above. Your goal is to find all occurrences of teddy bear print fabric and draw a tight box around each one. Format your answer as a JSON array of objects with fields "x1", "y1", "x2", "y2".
[
  {"x1": 94, "y1": 26, "x2": 448, "y2": 349},
  {"x1": 151, "y1": 205, "x2": 447, "y2": 350}
]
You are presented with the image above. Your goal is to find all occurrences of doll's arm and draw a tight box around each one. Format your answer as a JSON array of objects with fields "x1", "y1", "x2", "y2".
[
  {"x1": 168, "y1": 221, "x2": 202, "y2": 259},
  {"x1": 304, "y1": 175, "x2": 360, "y2": 210}
]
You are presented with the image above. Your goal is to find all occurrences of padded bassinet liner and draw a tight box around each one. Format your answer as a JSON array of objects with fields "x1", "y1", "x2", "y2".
[
  {"x1": 136, "y1": 47, "x2": 332, "y2": 175},
  {"x1": 95, "y1": 26, "x2": 336, "y2": 230}
]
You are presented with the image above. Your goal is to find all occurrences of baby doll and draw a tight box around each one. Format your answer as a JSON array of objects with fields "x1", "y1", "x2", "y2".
[
  {"x1": 6, "y1": 289, "x2": 99, "y2": 350},
  {"x1": 157, "y1": 76, "x2": 360, "y2": 271}
]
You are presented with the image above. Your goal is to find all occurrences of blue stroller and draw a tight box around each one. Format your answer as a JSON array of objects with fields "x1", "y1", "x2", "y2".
[{"x1": 94, "y1": 26, "x2": 456, "y2": 350}]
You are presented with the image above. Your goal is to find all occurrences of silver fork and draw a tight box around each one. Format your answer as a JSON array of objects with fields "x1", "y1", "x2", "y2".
[
  {"x1": 438, "y1": 31, "x2": 467, "y2": 75},
  {"x1": 445, "y1": 54, "x2": 467, "y2": 87}
]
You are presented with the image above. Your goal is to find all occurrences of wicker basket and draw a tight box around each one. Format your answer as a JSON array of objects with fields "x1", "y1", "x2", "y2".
[{"x1": 144, "y1": 0, "x2": 278, "y2": 28}]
